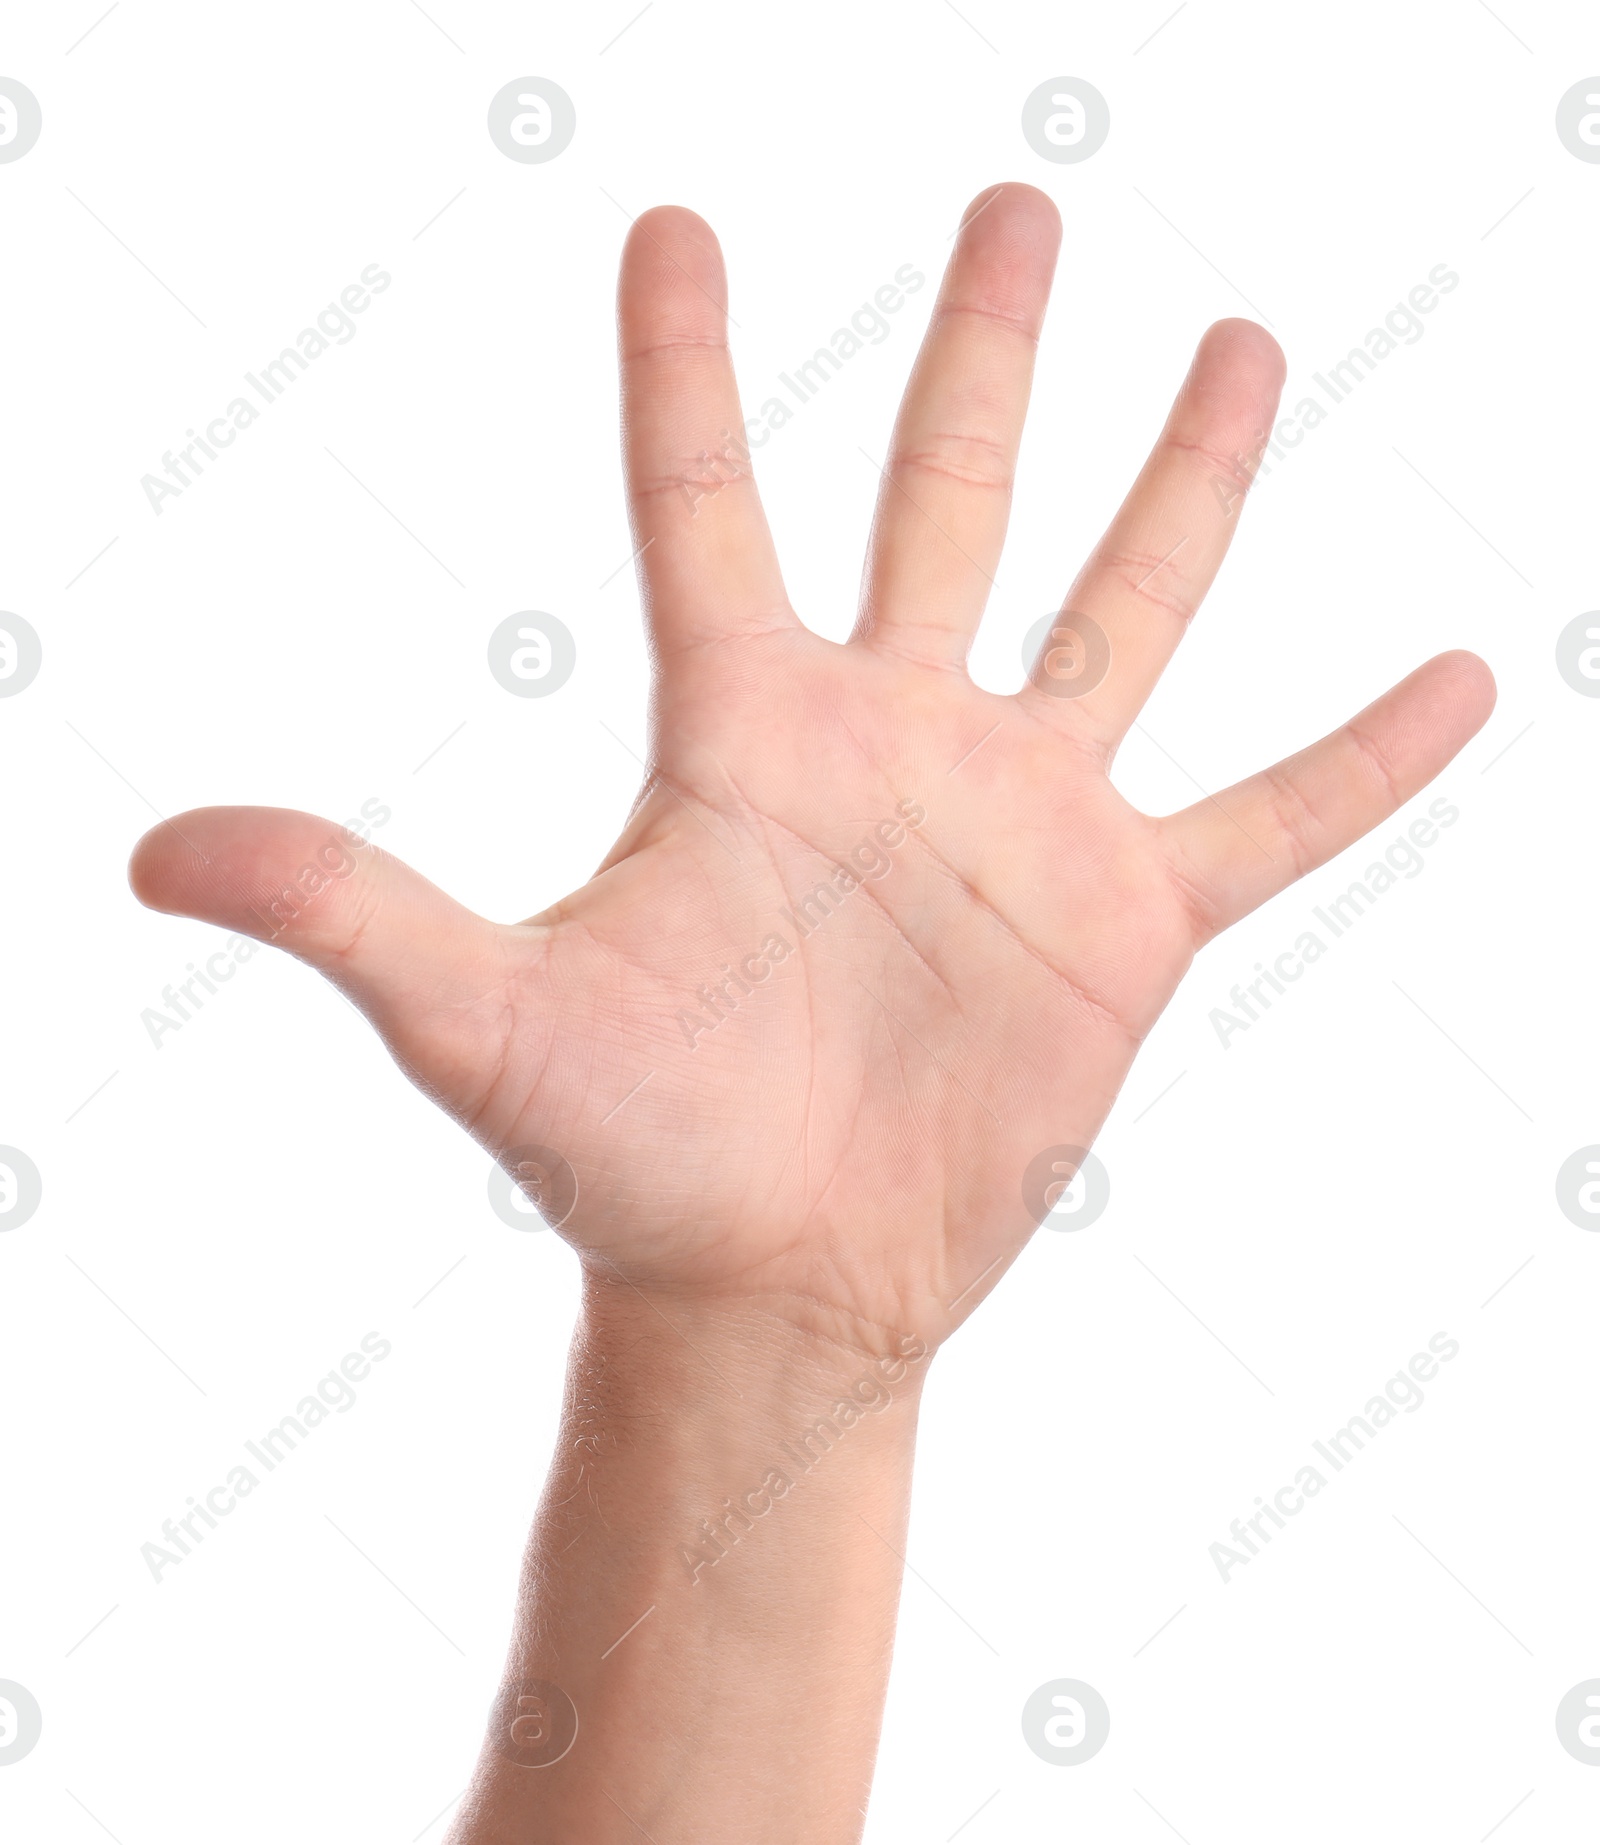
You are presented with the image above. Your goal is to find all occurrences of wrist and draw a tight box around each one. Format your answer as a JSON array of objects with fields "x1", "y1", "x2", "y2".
[
  {"x1": 528, "y1": 1274, "x2": 929, "y2": 1632},
  {"x1": 572, "y1": 1270, "x2": 931, "y2": 1488}
]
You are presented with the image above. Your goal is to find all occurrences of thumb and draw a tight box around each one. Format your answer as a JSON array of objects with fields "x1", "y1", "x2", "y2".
[{"x1": 128, "y1": 806, "x2": 508, "y2": 1063}]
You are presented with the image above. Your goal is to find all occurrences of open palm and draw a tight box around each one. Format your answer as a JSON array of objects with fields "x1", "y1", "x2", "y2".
[{"x1": 131, "y1": 186, "x2": 1492, "y2": 1358}]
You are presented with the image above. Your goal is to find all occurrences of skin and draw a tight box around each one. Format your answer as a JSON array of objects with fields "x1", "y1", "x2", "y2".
[{"x1": 130, "y1": 184, "x2": 1495, "y2": 1840}]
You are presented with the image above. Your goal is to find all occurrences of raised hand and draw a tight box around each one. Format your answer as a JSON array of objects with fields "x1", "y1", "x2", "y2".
[{"x1": 130, "y1": 185, "x2": 1493, "y2": 1363}]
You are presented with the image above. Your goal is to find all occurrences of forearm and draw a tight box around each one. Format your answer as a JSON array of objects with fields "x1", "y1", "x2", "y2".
[{"x1": 447, "y1": 1275, "x2": 930, "y2": 1844}]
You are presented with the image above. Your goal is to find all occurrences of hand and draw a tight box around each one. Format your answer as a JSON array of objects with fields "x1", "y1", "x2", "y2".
[{"x1": 129, "y1": 184, "x2": 1493, "y2": 1363}]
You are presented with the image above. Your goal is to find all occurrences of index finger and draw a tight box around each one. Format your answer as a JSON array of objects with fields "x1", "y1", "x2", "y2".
[{"x1": 617, "y1": 206, "x2": 796, "y2": 659}]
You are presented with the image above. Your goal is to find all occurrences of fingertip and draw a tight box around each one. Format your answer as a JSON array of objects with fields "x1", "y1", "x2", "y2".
[
  {"x1": 1427, "y1": 647, "x2": 1498, "y2": 730},
  {"x1": 618, "y1": 205, "x2": 730, "y2": 351},
  {"x1": 128, "y1": 839, "x2": 162, "y2": 912},
  {"x1": 941, "y1": 183, "x2": 1062, "y2": 336},
  {"x1": 958, "y1": 182, "x2": 1062, "y2": 249},
  {"x1": 628, "y1": 203, "x2": 719, "y2": 252},
  {"x1": 127, "y1": 811, "x2": 209, "y2": 915},
  {"x1": 622, "y1": 205, "x2": 724, "y2": 289},
  {"x1": 1164, "y1": 321, "x2": 1284, "y2": 473},
  {"x1": 128, "y1": 806, "x2": 362, "y2": 933},
  {"x1": 1195, "y1": 317, "x2": 1286, "y2": 393}
]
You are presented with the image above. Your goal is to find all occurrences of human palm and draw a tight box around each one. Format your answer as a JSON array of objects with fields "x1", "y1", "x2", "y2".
[{"x1": 131, "y1": 186, "x2": 1492, "y2": 1355}]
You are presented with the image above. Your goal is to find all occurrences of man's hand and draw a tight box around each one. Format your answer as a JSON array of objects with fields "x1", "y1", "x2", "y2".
[
  {"x1": 129, "y1": 185, "x2": 1493, "y2": 1363},
  {"x1": 130, "y1": 183, "x2": 1496, "y2": 1845}
]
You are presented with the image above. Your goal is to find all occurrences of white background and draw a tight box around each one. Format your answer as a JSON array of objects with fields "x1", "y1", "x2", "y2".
[{"x1": 1, "y1": 1, "x2": 1596, "y2": 1839}]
